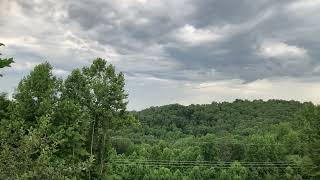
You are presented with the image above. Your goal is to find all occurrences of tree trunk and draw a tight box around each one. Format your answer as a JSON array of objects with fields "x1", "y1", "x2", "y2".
[
  {"x1": 100, "y1": 133, "x2": 106, "y2": 175},
  {"x1": 90, "y1": 119, "x2": 96, "y2": 155},
  {"x1": 89, "y1": 119, "x2": 96, "y2": 180}
]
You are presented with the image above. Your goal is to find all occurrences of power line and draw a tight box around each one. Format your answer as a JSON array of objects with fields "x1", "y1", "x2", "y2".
[
  {"x1": 110, "y1": 163, "x2": 305, "y2": 169},
  {"x1": 109, "y1": 137, "x2": 308, "y2": 169},
  {"x1": 109, "y1": 159, "x2": 307, "y2": 168},
  {"x1": 112, "y1": 163, "x2": 298, "y2": 168},
  {"x1": 112, "y1": 162, "x2": 297, "y2": 166},
  {"x1": 110, "y1": 137, "x2": 286, "y2": 146},
  {"x1": 112, "y1": 159, "x2": 295, "y2": 164}
]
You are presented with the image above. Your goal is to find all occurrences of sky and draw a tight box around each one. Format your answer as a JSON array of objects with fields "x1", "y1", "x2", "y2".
[{"x1": 1, "y1": 0, "x2": 320, "y2": 110}]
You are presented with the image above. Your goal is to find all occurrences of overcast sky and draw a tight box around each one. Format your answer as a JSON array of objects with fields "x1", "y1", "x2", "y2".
[{"x1": 1, "y1": 0, "x2": 320, "y2": 110}]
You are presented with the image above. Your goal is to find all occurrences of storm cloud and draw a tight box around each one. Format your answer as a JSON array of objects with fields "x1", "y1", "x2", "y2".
[{"x1": 1, "y1": 0, "x2": 320, "y2": 109}]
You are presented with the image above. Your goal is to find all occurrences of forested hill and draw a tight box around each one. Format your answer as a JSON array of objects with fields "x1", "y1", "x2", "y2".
[
  {"x1": 108, "y1": 99, "x2": 319, "y2": 179},
  {"x1": 132, "y1": 100, "x2": 308, "y2": 136}
]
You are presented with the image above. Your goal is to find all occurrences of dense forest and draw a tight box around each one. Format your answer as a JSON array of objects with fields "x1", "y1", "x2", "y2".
[
  {"x1": 109, "y1": 101, "x2": 319, "y2": 179},
  {"x1": 0, "y1": 58, "x2": 319, "y2": 179}
]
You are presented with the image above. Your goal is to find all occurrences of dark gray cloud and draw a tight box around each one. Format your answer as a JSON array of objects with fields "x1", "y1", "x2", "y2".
[
  {"x1": 62, "y1": 0, "x2": 320, "y2": 82},
  {"x1": 1, "y1": 0, "x2": 320, "y2": 109}
]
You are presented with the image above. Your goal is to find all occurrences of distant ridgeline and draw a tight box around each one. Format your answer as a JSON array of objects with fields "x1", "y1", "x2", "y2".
[{"x1": 132, "y1": 99, "x2": 307, "y2": 136}]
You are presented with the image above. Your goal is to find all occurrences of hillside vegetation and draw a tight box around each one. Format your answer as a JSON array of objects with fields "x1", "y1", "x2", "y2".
[{"x1": 108, "y1": 101, "x2": 319, "y2": 179}]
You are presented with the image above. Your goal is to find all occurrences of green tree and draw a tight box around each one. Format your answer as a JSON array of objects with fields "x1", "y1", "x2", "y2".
[
  {"x1": 1, "y1": 59, "x2": 133, "y2": 179},
  {"x1": 228, "y1": 161, "x2": 249, "y2": 180},
  {"x1": 298, "y1": 105, "x2": 320, "y2": 178},
  {"x1": 63, "y1": 58, "x2": 134, "y2": 178},
  {"x1": 0, "y1": 43, "x2": 14, "y2": 77},
  {"x1": 51, "y1": 99, "x2": 92, "y2": 178},
  {"x1": 13, "y1": 62, "x2": 60, "y2": 125},
  {"x1": 0, "y1": 62, "x2": 92, "y2": 179},
  {"x1": 173, "y1": 169, "x2": 185, "y2": 180},
  {"x1": 0, "y1": 93, "x2": 11, "y2": 121},
  {"x1": 188, "y1": 166, "x2": 203, "y2": 180}
]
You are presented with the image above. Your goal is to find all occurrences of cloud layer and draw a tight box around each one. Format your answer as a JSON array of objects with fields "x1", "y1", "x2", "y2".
[{"x1": 1, "y1": 0, "x2": 320, "y2": 110}]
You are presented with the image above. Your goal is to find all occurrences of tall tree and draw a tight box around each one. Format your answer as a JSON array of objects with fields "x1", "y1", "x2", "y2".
[{"x1": 62, "y1": 58, "x2": 134, "y2": 178}]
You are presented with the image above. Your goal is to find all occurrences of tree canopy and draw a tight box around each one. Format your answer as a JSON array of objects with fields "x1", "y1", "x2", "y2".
[{"x1": 0, "y1": 58, "x2": 133, "y2": 179}]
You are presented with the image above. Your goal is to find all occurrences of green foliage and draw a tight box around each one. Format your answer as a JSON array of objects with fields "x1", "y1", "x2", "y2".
[
  {"x1": 105, "y1": 100, "x2": 318, "y2": 179},
  {"x1": 13, "y1": 62, "x2": 60, "y2": 125},
  {"x1": 297, "y1": 105, "x2": 320, "y2": 178},
  {"x1": 0, "y1": 58, "x2": 133, "y2": 179},
  {"x1": 62, "y1": 58, "x2": 132, "y2": 178},
  {"x1": 0, "y1": 43, "x2": 14, "y2": 77},
  {"x1": 0, "y1": 93, "x2": 11, "y2": 120}
]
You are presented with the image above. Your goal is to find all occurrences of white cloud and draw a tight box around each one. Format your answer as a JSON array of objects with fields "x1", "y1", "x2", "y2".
[
  {"x1": 287, "y1": 0, "x2": 320, "y2": 11},
  {"x1": 126, "y1": 76, "x2": 320, "y2": 110},
  {"x1": 179, "y1": 78, "x2": 320, "y2": 106},
  {"x1": 9, "y1": 61, "x2": 68, "y2": 77},
  {"x1": 285, "y1": 0, "x2": 320, "y2": 25},
  {"x1": 52, "y1": 68, "x2": 69, "y2": 76},
  {"x1": 258, "y1": 40, "x2": 307, "y2": 59},
  {"x1": 174, "y1": 24, "x2": 223, "y2": 45},
  {"x1": 171, "y1": 9, "x2": 274, "y2": 47},
  {"x1": 0, "y1": 36, "x2": 38, "y2": 46},
  {"x1": 11, "y1": 61, "x2": 39, "y2": 71},
  {"x1": 61, "y1": 31, "x2": 119, "y2": 61}
]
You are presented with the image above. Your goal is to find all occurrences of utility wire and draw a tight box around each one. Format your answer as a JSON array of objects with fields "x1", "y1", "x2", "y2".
[
  {"x1": 110, "y1": 163, "x2": 305, "y2": 169},
  {"x1": 110, "y1": 159, "x2": 305, "y2": 168},
  {"x1": 109, "y1": 137, "x2": 306, "y2": 169},
  {"x1": 112, "y1": 162, "x2": 298, "y2": 166},
  {"x1": 110, "y1": 137, "x2": 286, "y2": 146},
  {"x1": 112, "y1": 159, "x2": 294, "y2": 164}
]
